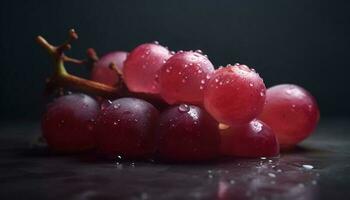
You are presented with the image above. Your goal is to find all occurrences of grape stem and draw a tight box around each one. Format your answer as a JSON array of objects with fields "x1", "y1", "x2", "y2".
[{"x1": 36, "y1": 29, "x2": 119, "y2": 97}]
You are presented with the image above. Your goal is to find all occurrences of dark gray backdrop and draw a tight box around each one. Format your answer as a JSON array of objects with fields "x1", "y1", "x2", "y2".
[{"x1": 1, "y1": 0, "x2": 349, "y2": 120}]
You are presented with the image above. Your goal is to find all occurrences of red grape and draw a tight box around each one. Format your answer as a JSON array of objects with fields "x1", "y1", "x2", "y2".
[
  {"x1": 41, "y1": 93, "x2": 99, "y2": 153},
  {"x1": 159, "y1": 51, "x2": 215, "y2": 105},
  {"x1": 220, "y1": 120, "x2": 279, "y2": 157},
  {"x1": 204, "y1": 64, "x2": 266, "y2": 125},
  {"x1": 123, "y1": 43, "x2": 171, "y2": 94},
  {"x1": 156, "y1": 104, "x2": 220, "y2": 161},
  {"x1": 259, "y1": 84, "x2": 320, "y2": 149},
  {"x1": 95, "y1": 97, "x2": 159, "y2": 158},
  {"x1": 91, "y1": 51, "x2": 128, "y2": 86}
]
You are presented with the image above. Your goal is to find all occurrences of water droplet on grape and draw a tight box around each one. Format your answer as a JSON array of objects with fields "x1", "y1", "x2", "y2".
[
  {"x1": 268, "y1": 173, "x2": 276, "y2": 178},
  {"x1": 178, "y1": 104, "x2": 190, "y2": 113},
  {"x1": 260, "y1": 92, "x2": 265, "y2": 97},
  {"x1": 249, "y1": 83, "x2": 254, "y2": 87},
  {"x1": 153, "y1": 41, "x2": 159, "y2": 45},
  {"x1": 199, "y1": 86, "x2": 204, "y2": 90},
  {"x1": 195, "y1": 49, "x2": 203, "y2": 54},
  {"x1": 302, "y1": 164, "x2": 314, "y2": 170},
  {"x1": 260, "y1": 157, "x2": 267, "y2": 160},
  {"x1": 113, "y1": 104, "x2": 121, "y2": 109},
  {"x1": 200, "y1": 79, "x2": 205, "y2": 84}
]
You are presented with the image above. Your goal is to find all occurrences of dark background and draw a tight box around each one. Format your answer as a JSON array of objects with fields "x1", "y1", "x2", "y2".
[{"x1": 1, "y1": 0, "x2": 349, "y2": 120}]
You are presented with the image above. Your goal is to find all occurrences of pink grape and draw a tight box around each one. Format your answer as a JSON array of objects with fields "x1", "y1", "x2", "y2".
[
  {"x1": 220, "y1": 120, "x2": 279, "y2": 157},
  {"x1": 91, "y1": 51, "x2": 128, "y2": 86},
  {"x1": 155, "y1": 104, "x2": 220, "y2": 161},
  {"x1": 204, "y1": 64, "x2": 266, "y2": 125},
  {"x1": 41, "y1": 93, "x2": 99, "y2": 153},
  {"x1": 259, "y1": 84, "x2": 320, "y2": 149},
  {"x1": 159, "y1": 51, "x2": 215, "y2": 105},
  {"x1": 95, "y1": 97, "x2": 159, "y2": 158},
  {"x1": 123, "y1": 43, "x2": 171, "y2": 94}
]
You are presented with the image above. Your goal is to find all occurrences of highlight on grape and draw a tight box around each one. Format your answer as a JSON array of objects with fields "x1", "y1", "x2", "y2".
[{"x1": 37, "y1": 29, "x2": 320, "y2": 161}]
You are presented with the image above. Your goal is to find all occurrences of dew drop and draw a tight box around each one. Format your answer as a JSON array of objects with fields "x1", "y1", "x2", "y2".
[
  {"x1": 195, "y1": 49, "x2": 203, "y2": 54},
  {"x1": 268, "y1": 173, "x2": 276, "y2": 178},
  {"x1": 302, "y1": 164, "x2": 314, "y2": 170},
  {"x1": 249, "y1": 83, "x2": 254, "y2": 87},
  {"x1": 113, "y1": 104, "x2": 120, "y2": 109},
  {"x1": 153, "y1": 41, "x2": 159, "y2": 45},
  {"x1": 200, "y1": 79, "x2": 205, "y2": 84},
  {"x1": 178, "y1": 104, "x2": 190, "y2": 112}
]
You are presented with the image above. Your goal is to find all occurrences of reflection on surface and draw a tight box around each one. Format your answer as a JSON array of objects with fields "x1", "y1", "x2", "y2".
[{"x1": 215, "y1": 156, "x2": 319, "y2": 200}]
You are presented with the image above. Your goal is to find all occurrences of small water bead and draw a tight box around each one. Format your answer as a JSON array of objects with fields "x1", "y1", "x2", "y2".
[
  {"x1": 195, "y1": 49, "x2": 203, "y2": 54},
  {"x1": 260, "y1": 92, "x2": 265, "y2": 97},
  {"x1": 200, "y1": 79, "x2": 205, "y2": 84},
  {"x1": 113, "y1": 104, "x2": 121, "y2": 109},
  {"x1": 249, "y1": 83, "x2": 254, "y2": 87},
  {"x1": 178, "y1": 104, "x2": 190, "y2": 112},
  {"x1": 153, "y1": 41, "x2": 159, "y2": 45},
  {"x1": 302, "y1": 164, "x2": 314, "y2": 170},
  {"x1": 268, "y1": 173, "x2": 276, "y2": 178},
  {"x1": 199, "y1": 86, "x2": 204, "y2": 90},
  {"x1": 260, "y1": 157, "x2": 267, "y2": 160}
]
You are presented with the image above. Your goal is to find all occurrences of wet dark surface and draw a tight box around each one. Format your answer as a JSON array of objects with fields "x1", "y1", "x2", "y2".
[{"x1": 0, "y1": 119, "x2": 349, "y2": 200}]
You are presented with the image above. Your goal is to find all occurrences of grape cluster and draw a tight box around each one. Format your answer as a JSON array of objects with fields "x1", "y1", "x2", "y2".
[{"x1": 39, "y1": 30, "x2": 320, "y2": 161}]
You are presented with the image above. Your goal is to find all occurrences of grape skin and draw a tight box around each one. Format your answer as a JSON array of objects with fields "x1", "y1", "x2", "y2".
[
  {"x1": 91, "y1": 51, "x2": 128, "y2": 86},
  {"x1": 159, "y1": 51, "x2": 215, "y2": 105},
  {"x1": 123, "y1": 43, "x2": 171, "y2": 94},
  {"x1": 155, "y1": 104, "x2": 220, "y2": 161},
  {"x1": 259, "y1": 84, "x2": 320, "y2": 149},
  {"x1": 220, "y1": 120, "x2": 279, "y2": 157},
  {"x1": 41, "y1": 93, "x2": 100, "y2": 153},
  {"x1": 95, "y1": 97, "x2": 159, "y2": 158},
  {"x1": 204, "y1": 64, "x2": 266, "y2": 125}
]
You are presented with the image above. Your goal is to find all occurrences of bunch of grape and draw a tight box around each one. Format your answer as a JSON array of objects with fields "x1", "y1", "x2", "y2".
[{"x1": 40, "y1": 30, "x2": 320, "y2": 162}]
